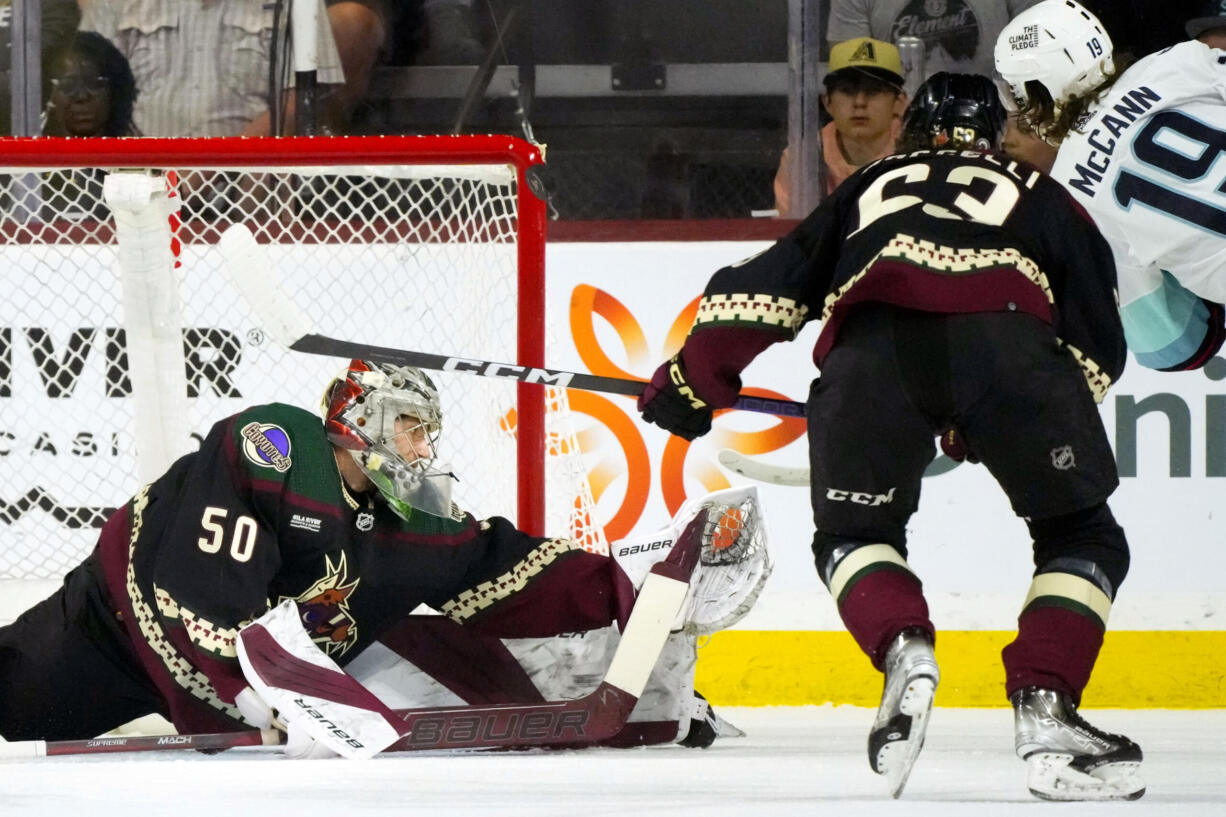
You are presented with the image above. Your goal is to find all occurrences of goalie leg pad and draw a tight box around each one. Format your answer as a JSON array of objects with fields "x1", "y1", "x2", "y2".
[{"x1": 237, "y1": 600, "x2": 407, "y2": 759}]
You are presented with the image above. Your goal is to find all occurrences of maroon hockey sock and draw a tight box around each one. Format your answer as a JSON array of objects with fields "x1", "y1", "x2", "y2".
[
  {"x1": 1002, "y1": 604, "x2": 1105, "y2": 703},
  {"x1": 836, "y1": 568, "x2": 933, "y2": 670}
]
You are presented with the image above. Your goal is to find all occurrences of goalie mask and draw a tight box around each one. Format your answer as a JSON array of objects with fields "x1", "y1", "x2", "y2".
[
  {"x1": 901, "y1": 72, "x2": 1007, "y2": 152},
  {"x1": 323, "y1": 359, "x2": 454, "y2": 521}
]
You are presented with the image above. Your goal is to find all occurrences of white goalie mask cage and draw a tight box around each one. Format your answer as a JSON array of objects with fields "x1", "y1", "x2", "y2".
[{"x1": 324, "y1": 359, "x2": 455, "y2": 520}]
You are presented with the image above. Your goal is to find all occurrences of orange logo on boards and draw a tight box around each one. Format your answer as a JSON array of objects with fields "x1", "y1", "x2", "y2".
[{"x1": 564, "y1": 284, "x2": 805, "y2": 538}]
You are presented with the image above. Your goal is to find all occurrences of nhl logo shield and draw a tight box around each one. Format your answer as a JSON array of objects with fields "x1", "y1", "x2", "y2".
[
  {"x1": 355, "y1": 511, "x2": 375, "y2": 531},
  {"x1": 1050, "y1": 445, "x2": 1075, "y2": 471}
]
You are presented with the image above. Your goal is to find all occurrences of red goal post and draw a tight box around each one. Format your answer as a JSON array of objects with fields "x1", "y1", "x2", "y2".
[{"x1": 0, "y1": 134, "x2": 602, "y2": 610}]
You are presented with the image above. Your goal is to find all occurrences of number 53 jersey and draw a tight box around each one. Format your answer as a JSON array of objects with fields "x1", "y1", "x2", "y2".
[
  {"x1": 679, "y1": 141, "x2": 1126, "y2": 414},
  {"x1": 1050, "y1": 40, "x2": 1226, "y2": 371}
]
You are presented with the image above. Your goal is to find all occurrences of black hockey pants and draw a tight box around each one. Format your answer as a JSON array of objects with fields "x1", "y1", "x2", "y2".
[{"x1": 0, "y1": 549, "x2": 166, "y2": 741}]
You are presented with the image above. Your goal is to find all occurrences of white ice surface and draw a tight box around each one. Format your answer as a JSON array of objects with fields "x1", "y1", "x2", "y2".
[{"x1": 2, "y1": 707, "x2": 1224, "y2": 817}]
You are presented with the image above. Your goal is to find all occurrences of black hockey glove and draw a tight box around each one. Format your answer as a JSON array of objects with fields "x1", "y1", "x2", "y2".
[{"x1": 638, "y1": 354, "x2": 714, "y2": 441}]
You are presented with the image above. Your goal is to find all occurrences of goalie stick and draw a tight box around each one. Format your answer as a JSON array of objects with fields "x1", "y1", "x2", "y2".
[
  {"x1": 0, "y1": 729, "x2": 284, "y2": 759},
  {"x1": 0, "y1": 510, "x2": 708, "y2": 760},
  {"x1": 217, "y1": 224, "x2": 805, "y2": 419}
]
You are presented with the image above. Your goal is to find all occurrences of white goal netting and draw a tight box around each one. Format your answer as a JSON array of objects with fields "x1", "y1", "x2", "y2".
[{"x1": 0, "y1": 135, "x2": 604, "y2": 613}]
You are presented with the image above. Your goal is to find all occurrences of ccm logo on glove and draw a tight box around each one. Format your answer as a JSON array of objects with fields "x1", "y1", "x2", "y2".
[
  {"x1": 638, "y1": 354, "x2": 715, "y2": 441},
  {"x1": 669, "y1": 360, "x2": 707, "y2": 409}
]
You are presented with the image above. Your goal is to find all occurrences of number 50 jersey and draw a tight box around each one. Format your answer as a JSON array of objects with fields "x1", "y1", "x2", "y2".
[{"x1": 1051, "y1": 40, "x2": 1226, "y2": 371}]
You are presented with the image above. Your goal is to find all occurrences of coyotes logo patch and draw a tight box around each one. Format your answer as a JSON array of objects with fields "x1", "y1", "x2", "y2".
[
  {"x1": 284, "y1": 553, "x2": 360, "y2": 656},
  {"x1": 240, "y1": 422, "x2": 292, "y2": 472}
]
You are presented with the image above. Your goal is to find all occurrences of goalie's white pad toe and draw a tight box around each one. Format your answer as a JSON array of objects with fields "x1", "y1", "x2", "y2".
[{"x1": 1025, "y1": 753, "x2": 1146, "y2": 801}]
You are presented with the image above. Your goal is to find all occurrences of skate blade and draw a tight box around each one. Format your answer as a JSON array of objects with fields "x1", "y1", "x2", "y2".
[
  {"x1": 713, "y1": 712, "x2": 747, "y2": 739},
  {"x1": 1025, "y1": 753, "x2": 1146, "y2": 801},
  {"x1": 872, "y1": 677, "x2": 935, "y2": 799}
]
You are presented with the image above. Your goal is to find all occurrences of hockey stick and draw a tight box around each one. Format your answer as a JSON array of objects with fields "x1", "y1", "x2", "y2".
[
  {"x1": 0, "y1": 729, "x2": 284, "y2": 759},
  {"x1": 717, "y1": 446, "x2": 965, "y2": 487},
  {"x1": 717, "y1": 449, "x2": 810, "y2": 487},
  {"x1": 0, "y1": 513, "x2": 707, "y2": 760},
  {"x1": 217, "y1": 224, "x2": 806, "y2": 419}
]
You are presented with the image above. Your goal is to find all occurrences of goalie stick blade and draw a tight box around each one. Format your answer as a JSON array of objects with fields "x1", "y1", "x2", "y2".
[
  {"x1": 217, "y1": 223, "x2": 314, "y2": 347},
  {"x1": 387, "y1": 681, "x2": 639, "y2": 752},
  {"x1": 718, "y1": 449, "x2": 811, "y2": 486},
  {"x1": 217, "y1": 223, "x2": 805, "y2": 419}
]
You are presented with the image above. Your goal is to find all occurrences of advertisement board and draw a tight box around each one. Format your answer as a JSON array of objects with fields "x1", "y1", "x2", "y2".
[{"x1": 546, "y1": 241, "x2": 1225, "y2": 706}]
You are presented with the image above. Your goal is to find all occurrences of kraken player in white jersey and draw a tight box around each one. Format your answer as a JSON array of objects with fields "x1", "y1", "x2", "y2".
[{"x1": 996, "y1": 0, "x2": 1226, "y2": 371}]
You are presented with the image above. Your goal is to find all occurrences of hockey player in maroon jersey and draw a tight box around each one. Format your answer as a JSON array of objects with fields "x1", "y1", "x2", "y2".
[
  {"x1": 638, "y1": 73, "x2": 1143, "y2": 800},
  {"x1": 0, "y1": 359, "x2": 736, "y2": 754}
]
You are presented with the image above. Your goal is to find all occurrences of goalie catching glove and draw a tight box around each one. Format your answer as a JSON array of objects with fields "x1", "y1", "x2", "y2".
[
  {"x1": 612, "y1": 485, "x2": 772, "y2": 636},
  {"x1": 638, "y1": 354, "x2": 714, "y2": 441}
]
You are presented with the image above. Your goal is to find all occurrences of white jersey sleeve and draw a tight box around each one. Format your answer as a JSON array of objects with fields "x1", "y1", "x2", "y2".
[{"x1": 1050, "y1": 40, "x2": 1226, "y2": 368}]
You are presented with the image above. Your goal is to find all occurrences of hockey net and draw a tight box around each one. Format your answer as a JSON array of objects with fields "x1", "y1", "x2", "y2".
[{"x1": 0, "y1": 135, "x2": 605, "y2": 618}]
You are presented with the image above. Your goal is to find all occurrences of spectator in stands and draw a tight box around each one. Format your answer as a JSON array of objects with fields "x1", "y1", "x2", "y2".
[
  {"x1": 417, "y1": 0, "x2": 485, "y2": 65},
  {"x1": 0, "y1": 0, "x2": 81, "y2": 135},
  {"x1": 79, "y1": 0, "x2": 344, "y2": 137},
  {"x1": 39, "y1": 31, "x2": 137, "y2": 222},
  {"x1": 42, "y1": 30, "x2": 137, "y2": 137},
  {"x1": 773, "y1": 37, "x2": 907, "y2": 216},
  {"x1": 320, "y1": 0, "x2": 487, "y2": 132},
  {"x1": 827, "y1": 0, "x2": 1042, "y2": 79},
  {"x1": 325, "y1": 0, "x2": 390, "y2": 128}
]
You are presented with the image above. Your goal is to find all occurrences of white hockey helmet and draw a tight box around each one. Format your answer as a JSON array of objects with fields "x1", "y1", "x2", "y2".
[
  {"x1": 994, "y1": 0, "x2": 1113, "y2": 107},
  {"x1": 323, "y1": 359, "x2": 454, "y2": 520}
]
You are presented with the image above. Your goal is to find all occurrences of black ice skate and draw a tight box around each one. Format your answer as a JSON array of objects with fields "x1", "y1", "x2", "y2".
[
  {"x1": 867, "y1": 627, "x2": 939, "y2": 798},
  {"x1": 1011, "y1": 686, "x2": 1145, "y2": 801},
  {"x1": 678, "y1": 691, "x2": 745, "y2": 749}
]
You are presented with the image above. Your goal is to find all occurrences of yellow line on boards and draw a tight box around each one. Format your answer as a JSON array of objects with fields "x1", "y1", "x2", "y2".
[{"x1": 694, "y1": 630, "x2": 1226, "y2": 708}]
